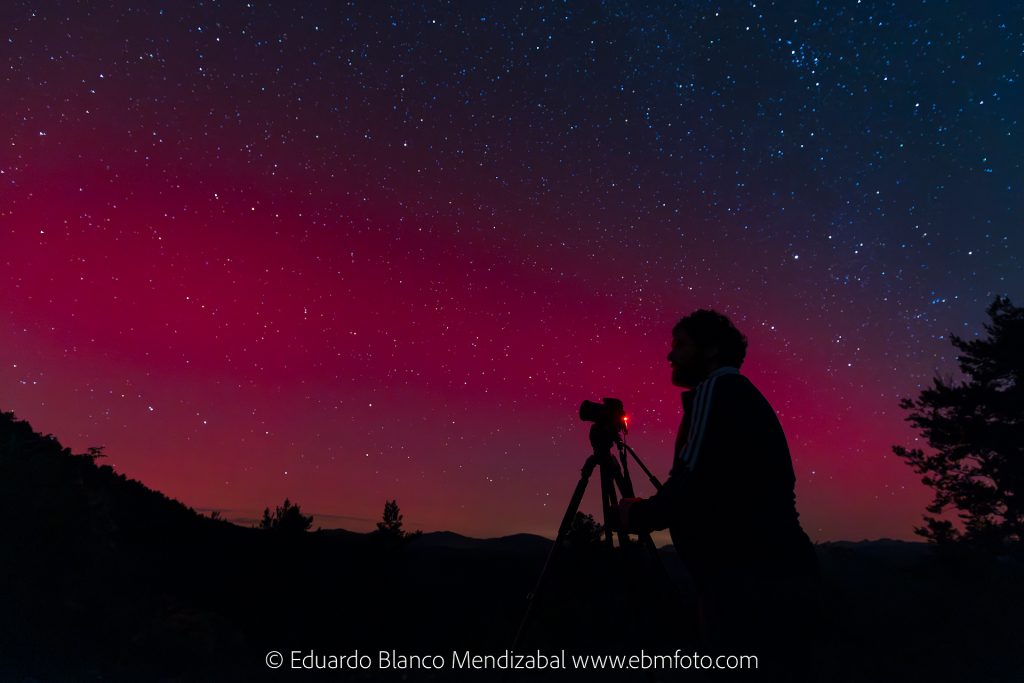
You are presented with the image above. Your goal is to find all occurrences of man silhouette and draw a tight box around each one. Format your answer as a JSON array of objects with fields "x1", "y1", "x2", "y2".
[{"x1": 616, "y1": 310, "x2": 819, "y2": 681}]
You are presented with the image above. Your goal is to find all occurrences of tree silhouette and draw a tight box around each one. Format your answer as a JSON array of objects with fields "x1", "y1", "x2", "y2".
[
  {"x1": 894, "y1": 296, "x2": 1024, "y2": 551},
  {"x1": 376, "y1": 499, "x2": 420, "y2": 541},
  {"x1": 259, "y1": 498, "x2": 313, "y2": 534},
  {"x1": 564, "y1": 511, "x2": 604, "y2": 549}
]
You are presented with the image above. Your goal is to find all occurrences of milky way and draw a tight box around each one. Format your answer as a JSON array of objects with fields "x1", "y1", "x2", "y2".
[{"x1": 2, "y1": 1, "x2": 1021, "y2": 540}]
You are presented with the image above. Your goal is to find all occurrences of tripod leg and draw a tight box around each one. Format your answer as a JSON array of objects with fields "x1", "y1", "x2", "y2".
[
  {"x1": 511, "y1": 455, "x2": 599, "y2": 650},
  {"x1": 598, "y1": 453, "x2": 634, "y2": 547},
  {"x1": 599, "y1": 458, "x2": 618, "y2": 546}
]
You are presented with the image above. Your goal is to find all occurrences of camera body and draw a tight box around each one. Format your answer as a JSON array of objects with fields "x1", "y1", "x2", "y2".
[{"x1": 579, "y1": 397, "x2": 627, "y2": 432}]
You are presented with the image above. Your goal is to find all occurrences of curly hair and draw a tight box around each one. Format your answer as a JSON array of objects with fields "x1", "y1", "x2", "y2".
[{"x1": 673, "y1": 309, "x2": 748, "y2": 368}]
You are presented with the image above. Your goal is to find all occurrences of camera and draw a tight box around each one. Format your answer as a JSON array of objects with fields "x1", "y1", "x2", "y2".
[{"x1": 579, "y1": 397, "x2": 627, "y2": 431}]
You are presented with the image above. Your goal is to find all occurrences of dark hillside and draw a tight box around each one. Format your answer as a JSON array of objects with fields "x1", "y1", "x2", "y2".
[{"x1": 2, "y1": 411, "x2": 1023, "y2": 682}]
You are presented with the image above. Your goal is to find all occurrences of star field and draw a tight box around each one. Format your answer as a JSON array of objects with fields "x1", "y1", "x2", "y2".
[{"x1": 2, "y1": 1, "x2": 1021, "y2": 540}]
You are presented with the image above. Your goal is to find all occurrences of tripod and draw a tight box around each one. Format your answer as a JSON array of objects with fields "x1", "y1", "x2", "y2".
[{"x1": 512, "y1": 420, "x2": 669, "y2": 650}]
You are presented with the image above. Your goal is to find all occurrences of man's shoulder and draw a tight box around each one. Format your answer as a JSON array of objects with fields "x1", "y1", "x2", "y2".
[
  {"x1": 703, "y1": 369, "x2": 750, "y2": 392},
  {"x1": 704, "y1": 371, "x2": 763, "y2": 406}
]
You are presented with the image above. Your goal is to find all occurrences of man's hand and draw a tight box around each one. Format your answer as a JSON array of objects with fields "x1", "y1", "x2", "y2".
[{"x1": 611, "y1": 497, "x2": 645, "y2": 533}]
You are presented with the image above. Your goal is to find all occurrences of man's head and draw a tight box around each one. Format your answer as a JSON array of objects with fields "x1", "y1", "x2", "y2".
[{"x1": 668, "y1": 310, "x2": 748, "y2": 388}]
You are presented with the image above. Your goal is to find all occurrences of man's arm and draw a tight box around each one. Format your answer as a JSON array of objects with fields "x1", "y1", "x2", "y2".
[
  {"x1": 619, "y1": 372, "x2": 729, "y2": 532},
  {"x1": 622, "y1": 469, "x2": 694, "y2": 531}
]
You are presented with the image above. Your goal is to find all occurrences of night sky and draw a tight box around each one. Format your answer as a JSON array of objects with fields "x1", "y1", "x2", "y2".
[{"x1": 2, "y1": 1, "x2": 1021, "y2": 541}]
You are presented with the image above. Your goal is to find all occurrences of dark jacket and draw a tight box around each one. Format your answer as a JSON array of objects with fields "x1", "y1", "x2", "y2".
[{"x1": 630, "y1": 367, "x2": 816, "y2": 585}]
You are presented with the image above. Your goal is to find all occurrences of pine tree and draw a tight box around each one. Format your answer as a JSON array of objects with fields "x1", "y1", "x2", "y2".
[
  {"x1": 376, "y1": 499, "x2": 421, "y2": 541},
  {"x1": 893, "y1": 296, "x2": 1024, "y2": 551}
]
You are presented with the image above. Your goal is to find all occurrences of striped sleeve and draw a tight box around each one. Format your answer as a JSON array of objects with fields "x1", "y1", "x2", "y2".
[{"x1": 676, "y1": 374, "x2": 721, "y2": 471}]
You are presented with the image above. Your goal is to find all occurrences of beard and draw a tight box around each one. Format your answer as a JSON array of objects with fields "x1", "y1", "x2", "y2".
[{"x1": 671, "y1": 367, "x2": 701, "y2": 389}]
